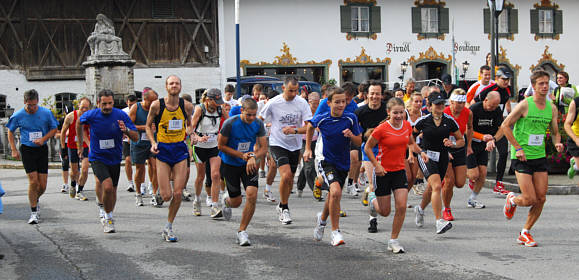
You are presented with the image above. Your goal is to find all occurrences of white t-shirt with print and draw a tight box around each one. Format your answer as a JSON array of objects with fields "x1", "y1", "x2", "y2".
[{"x1": 259, "y1": 94, "x2": 312, "y2": 151}]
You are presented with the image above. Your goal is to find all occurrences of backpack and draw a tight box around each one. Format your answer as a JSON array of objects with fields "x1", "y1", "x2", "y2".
[{"x1": 195, "y1": 103, "x2": 222, "y2": 133}]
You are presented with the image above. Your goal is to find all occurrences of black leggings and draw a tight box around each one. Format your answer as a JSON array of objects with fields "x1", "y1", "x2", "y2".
[{"x1": 495, "y1": 137, "x2": 508, "y2": 182}]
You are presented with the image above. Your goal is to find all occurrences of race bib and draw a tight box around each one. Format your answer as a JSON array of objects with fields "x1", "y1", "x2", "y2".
[
  {"x1": 237, "y1": 142, "x2": 250, "y2": 152},
  {"x1": 207, "y1": 134, "x2": 218, "y2": 143},
  {"x1": 168, "y1": 119, "x2": 183, "y2": 131},
  {"x1": 528, "y1": 134, "x2": 544, "y2": 146},
  {"x1": 99, "y1": 139, "x2": 115, "y2": 149},
  {"x1": 141, "y1": 132, "x2": 149, "y2": 141},
  {"x1": 29, "y1": 132, "x2": 42, "y2": 142},
  {"x1": 427, "y1": 150, "x2": 440, "y2": 162}
]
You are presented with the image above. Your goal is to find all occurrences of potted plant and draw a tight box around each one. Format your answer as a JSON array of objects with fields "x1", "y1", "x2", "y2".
[{"x1": 546, "y1": 110, "x2": 570, "y2": 174}]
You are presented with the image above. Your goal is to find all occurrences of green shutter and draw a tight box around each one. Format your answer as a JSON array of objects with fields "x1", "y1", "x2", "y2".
[
  {"x1": 370, "y1": 6, "x2": 381, "y2": 33},
  {"x1": 439, "y1": 7, "x2": 449, "y2": 34},
  {"x1": 554, "y1": 10, "x2": 563, "y2": 34},
  {"x1": 411, "y1": 7, "x2": 421, "y2": 33},
  {"x1": 483, "y1": 8, "x2": 490, "y2": 34},
  {"x1": 509, "y1": 8, "x2": 518, "y2": 34},
  {"x1": 340, "y1": 5, "x2": 351, "y2": 33},
  {"x1": 530, "y1": 9, "x2": 539, "y2": 34}
]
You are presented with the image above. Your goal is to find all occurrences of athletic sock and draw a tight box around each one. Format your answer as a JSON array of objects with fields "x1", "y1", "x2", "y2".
[
  {"x1": 347, "y1": 178, "x2": 353, "y2": 186},
  {"x1": 521, "y1": 228, "x2": 529, "y2": 234},
  {"x1": 265, "y1": 184, "x2": 271, "y2": 192},
  {"x1": 165, "y1": 222, "x2": 172, "y2": 230},
  {"x1": 129, "y1": 180, "x2": 134, "y2": 185},
  {"x1": 105, "y1": 212, "x2": 113, "y2": 220},
  {"x1": 77, "y1": 185, "x2": 84, "y2": 192},
  {"x1": 31, "y1": 206, "x2": 37, "y2": 212},
  {"x1": 279, "y1": 203, "x2": 289, "y2": 210},
  {"x1": 469, "y1": 191, "x2": 478, "y2": 200},
  {"x1": 195, "y1": 195, "x2": 201, "y2": 201},
  {"x1": 71, "y1": 181, "x2": 77, "y2": 188}
]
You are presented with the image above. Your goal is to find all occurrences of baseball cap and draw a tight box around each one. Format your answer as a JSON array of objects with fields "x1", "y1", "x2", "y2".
[
  {"x1": 428, "y1": 92, "x2": 446, "y2": 105},
  {"x1": 496, "y1": 68, "x2": 512, "y2": 79},
  {"x1": 441, "y1": 73, "x2": 452, "y2": 84},
  {"x1": 206, "y1": 88, "x2": 224, "y2": 105}
]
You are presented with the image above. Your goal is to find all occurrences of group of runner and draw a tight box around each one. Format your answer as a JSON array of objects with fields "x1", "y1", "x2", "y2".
[{"x1": 6, "y1": 68, "x2": 566, "y2": 251}]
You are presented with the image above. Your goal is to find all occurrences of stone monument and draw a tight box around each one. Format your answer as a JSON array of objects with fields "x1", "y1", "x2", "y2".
[{"x1": 83, "y1": 14, "x2": 136, "y2": 105}]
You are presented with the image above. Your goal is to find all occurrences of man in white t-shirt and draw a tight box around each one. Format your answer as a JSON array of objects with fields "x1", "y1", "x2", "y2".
[
  {"x1": 467, "y1": 65, "x2": 496, "y2": 107},
  {"x1": 259, "y1": 77, "x2": 312, "y2": 225},
  {"x1": 224, "y1": 84, "x2": 239, "y2": 107},
  {"x1": 122, "y1": 95, "x2": 137, "y2": 192}
]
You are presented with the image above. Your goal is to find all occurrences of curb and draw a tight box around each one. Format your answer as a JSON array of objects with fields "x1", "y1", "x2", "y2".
[{"x1": 483, "y1": 178, "x2": 579, "y2": 195}]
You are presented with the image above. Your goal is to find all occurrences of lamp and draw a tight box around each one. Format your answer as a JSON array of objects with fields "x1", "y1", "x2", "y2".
[
  {"x1": 399, "y1": 61, "x2": 408, "y2": 82},
  {"x1": 460, "y1": 61, "x2": 469, "y2": 79}
]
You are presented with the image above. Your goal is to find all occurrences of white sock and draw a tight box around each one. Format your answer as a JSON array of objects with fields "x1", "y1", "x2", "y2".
[
  {"x1": 129, "y1": 180, "x2": 134, "y2": 185},
  {"x1": 265, "y1": 184, "x2": 271, "y2": 192},
  {"x1": 470, "y1": 191, "x2": 478, "y2": 200},
  {"x1": 389, "y1": 238, "x2": 398, "y2": 243},
  {"x1": 212, "y1": 202, "x2": 218, "y2": 208},
  {"x1": 195, "y1": 195, "x2": 201, "y2": 201},
  {"x1": 105, "y1": 212, "x2": 113, "y2": 220},
  {"x1": 521, "y1": 228, "x2": 529, "y2": 234}
]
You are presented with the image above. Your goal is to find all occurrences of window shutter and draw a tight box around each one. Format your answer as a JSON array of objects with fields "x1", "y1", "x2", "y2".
[
  {"x1": 411, "y1": 7, "x2": 421, "y2": 33},
  {"x1": 483, "y1": 8, "x2": 490, "y2": 34},
  {"x1": 554, "y1": 10, "x2": 563, "y2": 34},
  {"x1": 509, "y1": 8, "x2": 518, "y2": 34},
  {"x1": 340, "y1": 5, "x2": 351, "y2": 33},
  {"x1": 439, "y1": 7, "x2": 449, "y2": 34},
  {"x1": 370, "y1": 6, "x2": 381, "y2": 33},
  {"x1": 530, "y1": 9, "x2": 539, "y2": 34}
]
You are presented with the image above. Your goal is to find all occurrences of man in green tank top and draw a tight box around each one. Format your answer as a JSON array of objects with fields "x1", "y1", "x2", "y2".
[{"x1": 501, "y1": 70, "x2": 564, "y2": 247}]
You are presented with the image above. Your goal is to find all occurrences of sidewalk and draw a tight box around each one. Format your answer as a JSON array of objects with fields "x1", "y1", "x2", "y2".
[{"x1": 1, "y1": 158, "x2": 577, "y2": 194}]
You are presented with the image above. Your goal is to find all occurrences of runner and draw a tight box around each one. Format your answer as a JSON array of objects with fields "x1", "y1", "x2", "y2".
[
  {"x1": 7, "y1": 89, "x2": 58, "y2": 224},
  {"x1": 413, "y1": 92, "x2": 464, "y2": 234},
  {"x1": 474, "y1": 67, "x2": 513, "y2": 195},
  {"x1": 467, "y1": 92, "x2": 504, "y2": 212},
  {"x1": 466, "y1": 65, "x2": 495, "y2": 106},
  {"x1": 57, "y1": 118, "x2": 70, "y2": 194},
  {"x1": 60, "y1": 97, "x2": 92, "y2": 201},
  {"x1": 218, "y1": 98, "x2": 268, "y2": 246},
  {"x1": 296, "y1": 92, "x2": 321, "y2": 197},
  {"x1": 364, "y1": 97, "x2": 421, "y2": 253},
  {"x1": 191, "y1": 88, "x2": 224, "y2": 218},
  {"x1": 259, "y1": 76, "x2": 312, "y2": 225},
  {"x1": 565, "y1": 96, "x2": 579, "y2": 180},
  {"x1": 128, "y1": 88, "x2": 159, "y2": 207},
  {"x1": 77, "y1": 89, "x2": 138, "y2": 233},
  {"x1": 122, "y1": 95, "x2": 137, "y2": 192},
  {"x1": 405, "y1": 92, "x2": 426, "y2": 196},
  {"x1": 146, "y1": 75, "x2": 195, "y2": 242},
  {"x1": 306, "y1": 86, "x2": 362, "y2": 246},
  {"x1": 441, "y1": 89, "x2": 473, "y2": 221},
  {"x1": 502, "y1": 70, "x2": 563, "y2": 247}
]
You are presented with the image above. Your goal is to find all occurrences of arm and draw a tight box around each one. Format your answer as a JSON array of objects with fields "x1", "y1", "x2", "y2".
[
  {"x1": 444, "y1": 130, "x2": 465, "y2": 148},
  {"x1": 76, "y1": 116, "x2": 84, "y2": 156},
  {"x1": 146, "y1": 100, "x2": 160, "y2": 153},
  {"x1": 564, "y1": 100, "x2": 579, "y2": 145},
  {"x1": 302, "y1": 122, "x2": 314, "y2": 162},
  {"x1": 185, "y1": 102, "x2": 195, "y2": 138},
  {"x1": 128, "y1": 103, "x2": 145, "y2": 131},
  {"x1": 60, "y1": 113, "x2": 72, "y2": 148},
  {"x1": 550, "y1": 103, "x2": 564, "y2": 152},
  {"x1": 190, "y1": 106, "x2": 203, "y2": 138},
  {"x1": 7, "y1": 130, "x2": 19, "y2": 159},
  {"x1": 501, "y1": 100, "x2": 528, "y2": 161},
  {"x1": 217, "y1": 134, "x2": 245, "y2": 160},
  {"x1": 506, "y1": 99, "x2": 512, "y2": 114},
  {"x1": 466, "y1": 111, "x2": 473, "y2": 155},
  {"x1": 364, "y1": 136, "x2": 385, "y2": 176}
]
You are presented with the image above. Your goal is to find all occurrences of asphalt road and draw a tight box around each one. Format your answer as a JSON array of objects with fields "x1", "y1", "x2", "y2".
[{"x1": 1, "y1": 167, "x2": 579, "y2": 280}]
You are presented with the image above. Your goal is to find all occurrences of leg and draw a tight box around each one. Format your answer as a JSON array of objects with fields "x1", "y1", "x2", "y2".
[
  {"x1": 442, "y1": 163, "x2": 455, "y2": 209},
  {"x1": 391, "y1": 188, "x2": 409, "y2": 239},
  {"x1": 239, "y1": 186, "x2": 258, "y2": 231},
  {"x1": 495, "y1": 138, "x2": 508, "y2": 182},
  {"x1": 428, "y1": 174, "x2": 443, "y2": 220},
  {"x1": 134, "y1": 163, "x2": 146, "y2": 194},
  {"x1": 373, "y1": 195, "x2": 391, "y2": 217},
  {"x1": 328, "y1": 182, "x2": 343, "y2": 231},
  {"x1": 70, "y1": 162, "x2": 80, "y2": 186},
  {"x1": 420, "y1": 184, "x2": 432, "y2": 209},
  {"x1": 524, "y1": 172, "x2": 548, "y2": 230},
  {"x1": 473, "y1": 166, "x2": 487, "y2": 194},
  {"x1": 363, "y1": 161, "x2": 375, "y2": 190},
  {"x1": 278, "y1": 164, "x2": 294, "y2": 205},
  {"x1": 157, "y1": 161, "x2": 173, "y2": 202},
  {"x1": 26, "y1": 172, "x2": 42, "y2": 208},
  {"x1": 266, "y1": 156, "x2": 277, "y2": 185},
  {"x1": 513, "y1": 172, "x2": 538, "y2": 207},
  {"x1": 194, "y1": 162, "x2": 206, "y2": 197},
  {"x1": 167, "y1": 160, "x2": 188, "y2": 223},
  {"x1": 209, "y1": 157, "x2": 221, "y2": 203},
  {"x1": 79, "y1": 158, "x2": 89, "y2": 187},
  {"x1": 148, "y1": 157, "x2": 158, "y2": 194},
  {"x1": 125, "y1": 156, "x2": 133, "y2": 182},
  {"x1": 101, "y1": 178, "x2": 117, "y2": 213}
]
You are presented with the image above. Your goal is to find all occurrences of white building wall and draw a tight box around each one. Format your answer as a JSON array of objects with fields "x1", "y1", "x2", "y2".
[{"x1": 221, "y1": 0, "x2": 579, "y2": 88}]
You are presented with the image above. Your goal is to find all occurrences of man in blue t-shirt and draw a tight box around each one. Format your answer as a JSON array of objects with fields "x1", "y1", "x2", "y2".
[
  {"x1": 304, "y1": 86, "x2": 362, "y2": 247},
  {"x1": 7, "y1": 89, "x2": 58, "y2": 224},
  {"x1": 218, "y1": 98, "x2": 268, "y2": 246},
  {"x1": 78, "y1": 89, "x2": 138, "y2": 233}
]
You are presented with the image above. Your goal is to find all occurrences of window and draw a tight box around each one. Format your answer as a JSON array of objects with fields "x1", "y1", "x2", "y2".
[
  {"x1": 498, "y1": 9, "x2": 509, "y2": 33},
  {"x1": 539, "y1": 9, "x2": 553, "y2": 34},
  {"x1": 340, "y1": 5, "x2": 381, "y2": 38},
  {"x1": 411, "y1": 6, "x2": 449, "y2": 38},
  {"x1": 351, "y1": 6, "x2": 369, "y2": 32},
  {"x1": 483, "y1": 8, "x2": 518, "y2": 37},
  {"x1": 152, "y1": 0, "x2": 175, "y2": 19},
  {"x1": 421, "y1": 8, "x2": 438, "y2": 33},
  {"x1": 54, "y1": 93, "x2": 77, "y2": 116},
  {"x1": 341, "y1": 65, "x2": 385, "y2": 85}
]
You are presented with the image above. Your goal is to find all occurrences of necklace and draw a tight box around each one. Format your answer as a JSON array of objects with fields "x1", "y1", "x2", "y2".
[{"x1": 433, "y1": 115, "x2": 442, "y2": 120}]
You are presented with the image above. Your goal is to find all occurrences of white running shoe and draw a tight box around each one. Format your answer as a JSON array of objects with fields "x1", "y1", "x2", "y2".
[
  {"x1": 236, "y1": 231, "x2": 251, "y2": 246},
  {"x1": 103, "y1": 218, "x2": 115, "y2": 233},
  {"x1": 388, "y1": 239, "x2": 405, "y2": 254},
  {"x1": 276, "y1": 205, "x2": 284, "y2": 222},
  {"x1": 126, "y1": 182, "x2": 135, "y2": 192},
  {"x1": 467, "y1": 199, "x2": 486, "y2": 209},
  {"x1": 330, "y1": 229, "x2": 345, "y2": 246},
  {"x1": 193, "y1": 199, "x2": 202, "y2": 216},
  {"x1": 210, "y1": 205, "x2": 223, "y2": 219},
  {"x1": 221, "y1": 194, "x2": 232, "y2": 221},
  {"x1": 313, "y1": 212, "x2": 326, "y2": 241},
  {"x1": 60, "y1": 184, "x2": 69, "y2": 193},
  {"x1": 28, "y1": 212, "x2": 39, "y2": 224},
  {"x1": 414, "y1": 205, "x2": 424, "y2": 228},
  {"x1": 264, "y1": 190, "x2": 276, "y2": 202},
  {"x1": 135, "y1": 194, "x2": 144, "y2": 207},
  {"x1": 281, "y1": 209, "x2": 292, "y2": 225},
  {"x1": 205, "y1": 195, "x2": 212, "y2": 207},
  {"x1": 75, "y1": 192, "x2": 88, "y2": 201},
  {"x1": 162, "y1": 227, "x2": 178, "y2": 242},
  {"x1": 436, "y1": 219, "x2": 452, "y2": 234}
]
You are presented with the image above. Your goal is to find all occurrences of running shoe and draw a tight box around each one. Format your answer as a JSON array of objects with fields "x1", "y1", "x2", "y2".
[
  {"x1": 210, "y1": 205, "x2": 223, "y2": 219},
  {"x1": 339, "y1": 210, "x2": 347, "y2": 217},
  {"x1": 135, "y1": 194, "x2": 144, "y2": 207},
  {"x1": 162, "y1": 227, "x2": 178, "y2": 242},
  {"x1": 358, "y1": 172, "x2": 368, "y2": 188},
  {"x1": 368, "y1": 217, "x2": 378, "y2": 233},
  {"x1": 467, "y1": 199, "x2": 485, "y2": 209},
  {"x1": 236, "y1": 231, "x2": 251, "y2": 246},
  {"x1": 414, "y1": 205, "x2": 424, "y2": 228},
  {"x1": 442, "y1": 208, "x2": 454, "y2": 221},
  {"x1": 151, "y1": 195, "x2": 158, "y2": 207},
  {"x1": 361, "y1": 186, "x2": 370, "y2": 206},
  {"x1": 147, "y1": 182, "x2": 153, "y2": 196},
  {"x1": 103, "y1": 218, "x2": 115, "y2": 233},
  {"x1": 221, "y1": 194, "x2": 232, "y2": 221},
  {"x1": 60, "y1": 184, "x2": 69, "y2": 193},
  {"x1": 347, "y1": 184, "x2": 359, "y2": 197},
  {"x1": 27, "y1": 212, "x2": 39, "y2": 224},
  {"x1": 140, "y1": 183, "x2": 147, "y2": 197},
  {"x1": 313, "y1": 212, "x2": 326, "y2": 241},
  {"x1": 354, "y1": 184, "x2": 361, "y2": 193},
  {"x1": 69, "y1": 185, "x2": 76, "y2": 199},
  {"x1": 368, "y1": 192, "x2": 377, "y2": 218},
  {"x1": 493, "y1": 181, "x2": 508, "y2": 196},
  {"x1": 568, "y1": 158, "x2": 576, "y2": 179},
  {"x1": 277, "y1": 205, "x2": 284, "y2": 222},
  {"x1": 298, "y1": 190, "x2": 303, "y2": 198},
  {"x1": 411, "y1": 184, "x2": 423, "y2": 195},
  {"x1": 205, "y1": 195, "x2": 212, "y2": 207},
  {"x1": 155, "y1": 194, "x2": 164, "y2": 206},
  {"x1": 330, "y1": 230, "x2": 345, "y2": 246},
  {"x1": 313, "y1": 179, "x2": 323, "y2": 201},
  {"x1": 504, "y1": 192, "x2": 517, "y2": 220},
  {"x1": 517, "y1": 231, "x2": 537, "y2": 247},
  {"x1": 436, "y1": 219, "x2": 452, "y2": 234},
  {"x1": 75, "y1": 192, "x2": 88, "y2": 201},
  {"x1": 387, "y1": 239, "x2": 405, "y2": 254},
  {"x1": 281, "y1": 209, "x2": 292, "y2": 225},
  {"x1": 259, "y1": 170, "x2": 266, "y2": 178},
  {"x1": 126, "y1": 182, "x2": 135, "y2": 192},
  {"x1": 192, "y1": 198, "x2": 202, "y2": 216},
  {"x1": 264, "y1": 190, "x2": 276, "y2": 202}
]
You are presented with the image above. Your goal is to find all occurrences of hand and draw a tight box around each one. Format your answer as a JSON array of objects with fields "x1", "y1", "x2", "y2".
[
  {"x1": 190, "y1": 135, "x2": 198, "y2": 145},
  {"x1": 197, "y1": 135, "x2": 208, "y2": 143},
  {"x1": 374, "y1": 164, "x2": 386, "y2": 177},
  {"x1": 467, "y1": 146, "x2": 473, "y2": 156},
  {"x1": 448, "y1": 152, "x2": 454, "y2": 160},
  {"x1": 282, "y1": 126, "x2": 296, "y2": 135},
  {"x1": 150, "y1": 143, "x2": 159, "y2": 155},
  {"x1": 407, "y1": 154, "x2": 414, "y2": 164},
  {"x1": 241, "y1": 152, "x2": 254, "y2": 162},
  {"x1": 33, "y1": 138, "x2": 44, "y2": 146},
  {"x1": 515, "y1": 148, "x2": 526, "y2": 162},
  {"x1": 11, "y1": 149, "x2": 20, "y2": 160},
  {"x1": 482, "y1": 134, "x2": 494, "y2": 142},
  {"x1": 303, "y1": 149, "x2": 312, "y2": 162},
  {"x1": 555, "y1": 143, "x2": 564, "y2": 153},
  {"x1": 60, "y1": 147, "x2": 69, "y2": 162},
  {"x1": 443, "y1": 138, "x2": 454, "y2": 147},
  {"x1": 246, "y1": 157, "x2": 257, "y2": 174},
  {"x1": 420, "y1": 152, "x2": 429, "y2": 164},
  {"x1": 118, "y1": 120, "x2": 127, "y2": 133},
  {"x1": 342, "y1": 129, "x2": 354, "y2": 138},
  {"x1": 485, "y1": 140, "x2": 496, "y2": 152},
  {"x1": 77, "y1": 147, "x2": 83, "y2": 159}
]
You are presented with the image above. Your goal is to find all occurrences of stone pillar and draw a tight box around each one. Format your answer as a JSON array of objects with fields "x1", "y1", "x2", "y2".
[{"x1": 83, "y1": 14, "x2": 135, "y2": 106}]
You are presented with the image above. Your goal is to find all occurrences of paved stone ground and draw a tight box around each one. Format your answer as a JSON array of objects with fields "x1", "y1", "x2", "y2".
[{"x1": 1, "y1": 166, "x2": 579, "y2": 280}]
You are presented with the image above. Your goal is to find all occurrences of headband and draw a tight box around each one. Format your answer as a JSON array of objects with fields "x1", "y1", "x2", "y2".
[{"x1": 450, "y1": 94, "x2": 467, "y2": 102}]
